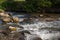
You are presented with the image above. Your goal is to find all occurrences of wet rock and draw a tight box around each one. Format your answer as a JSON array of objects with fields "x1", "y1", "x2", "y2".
[
  {"x1": 2, "y1": 18, "x2": 12, "y2": 23},
  {"x1": 32, "y1": 37, "x2": 42, "y2": 40},
  {"x1": 44, "y1": 18, "x2": 55, "y2": 21},
  {"x1": 0, "y1": 13, "x2": 10, "y2": 17},
  {"x1": 27, "y1": 35, "x2": 42, "y2": 40},
  {"x1": 12, "y1": 17, "x2": 19, "y2": 23}
]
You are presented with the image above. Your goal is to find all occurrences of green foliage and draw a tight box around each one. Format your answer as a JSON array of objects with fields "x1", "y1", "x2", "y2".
[
  {"x1": 22, "y1": 0, "x2": 37, "y2": 12},
  {"x1": 0, "y1": 0, "x2": 6, "y2": 4},
  {"x1": 0, "y1": 9, "x2": 4, "y2": 12},
  {"x1": 1, "y1": 0, "x2": 17, "y2": 11},
  {"x1": 51, "y1": 0, "x2": 60, "y2": 7},
  {"x1": 0, "y1": 0, "x2": 52, "y2": 13},
  {"x1": 51, "y1": 0, "x2": 60, "y2": 3},
  {"x1": 0, "y1": 0, "x2": 7, "y2": 10},
  {"x1": 39, "y1": 0, "x2": 52, "y2": 8},
  {"x1": 14, "y1": 0, "x2": 25, "y2": 1},
  {"x1": 22, "y1": 0, "x2": 52, "y2": 13},
  {"x1": 0, "y1": 0, "x2": 60, "y2": 13}
]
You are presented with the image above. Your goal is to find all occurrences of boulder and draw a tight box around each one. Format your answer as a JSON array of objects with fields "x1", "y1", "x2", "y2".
[
  {"x1": 0, "y1": 13, "x2": 10, "y2": 17},
  {"x1": 2, "y1": 18, "x2": 11, "y2": 23},
  {"x1": 13, "y1": 17, "x2": 19, "y2": 23},
  {"x1": 44, "y1": 18, "x2": 55, "y2": 21},
  {"x1": 0, "y1": 13, "x2": 5, "y2": 16},
  {"x1": 4, "y1": 13, "x2": 10, "y2": 17},
  {"x1": 9, "y1": 26, "x2": 16, "y2": 31}
]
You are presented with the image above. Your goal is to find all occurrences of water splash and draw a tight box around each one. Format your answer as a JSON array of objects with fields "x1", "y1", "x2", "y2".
[{"x1": 20, "y1": 21, "x2": 60, "y2": 40}]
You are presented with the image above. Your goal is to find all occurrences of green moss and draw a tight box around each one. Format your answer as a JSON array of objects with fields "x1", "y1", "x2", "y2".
[
  {"x1": 0, "y1": 9, "x2": 4, "y2": 12},
  {"x1": 14, "y1": 0, "x2": 25, "y2": 1}
]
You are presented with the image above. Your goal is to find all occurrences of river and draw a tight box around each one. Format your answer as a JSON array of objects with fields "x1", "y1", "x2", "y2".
[{"x1": 13, "y1": 14, "x2": 60, "y2": 40}]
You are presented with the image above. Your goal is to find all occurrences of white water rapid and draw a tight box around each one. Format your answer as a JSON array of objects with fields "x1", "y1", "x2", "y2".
[
  {"x1": 14, "y1": 15, "x2": 60, "y2": 40},
  {"x1": 20, "y1": 20, "x2": 60, "y2": 40}
]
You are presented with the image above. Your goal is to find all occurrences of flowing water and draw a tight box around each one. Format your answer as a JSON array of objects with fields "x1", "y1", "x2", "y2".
[
  {"x1": 19, "y1": 20, "x2": 60, "y2": 40},
  {"x1": 14, "y1": 15, "x2": 60, "y2": 40}
]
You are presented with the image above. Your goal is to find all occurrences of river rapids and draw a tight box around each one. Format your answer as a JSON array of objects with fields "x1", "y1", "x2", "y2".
[
  {"x1": 20, "y1": 20, "x2": 60, "y2": 40},
  {"x1": 13, "y1": 14, "x2": 60, "y2": 40}
]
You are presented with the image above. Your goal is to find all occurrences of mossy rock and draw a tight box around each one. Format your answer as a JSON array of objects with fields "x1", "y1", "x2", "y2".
[{"x1": 0, "y1": 9, "x2": 4, "y2": 13}]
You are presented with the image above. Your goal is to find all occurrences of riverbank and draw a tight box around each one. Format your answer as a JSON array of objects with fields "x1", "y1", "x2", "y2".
[{"x1": 30, "y1": 13, "x2": 60, "y2": 18}]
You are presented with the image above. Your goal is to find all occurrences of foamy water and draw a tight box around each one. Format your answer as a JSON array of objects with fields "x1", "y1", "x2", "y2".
[
  {"x1": 20, "y1": 21, "x2": 60, "y2": 40},
  {"x1": 14, "y1": 15, "x2": 60, "y2": 40}
]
